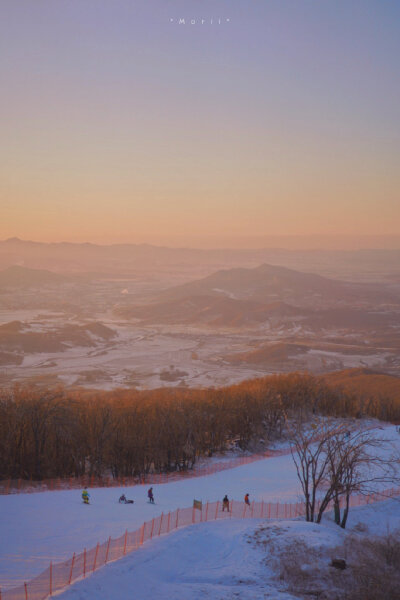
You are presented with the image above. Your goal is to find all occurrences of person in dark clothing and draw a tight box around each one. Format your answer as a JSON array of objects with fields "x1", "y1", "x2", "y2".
[
  {"x1": 148, "y1": 487, "x2": 155, "y2": 503},
  {"x1": 222, "y1": 494, "x2": 229, "y2": 511},
  {"x1": 119, "y1": 493, "x2": 134, "y2": 504},
  {"x1": 244, "y1": 493, "x2": 250, "y2": 506}
]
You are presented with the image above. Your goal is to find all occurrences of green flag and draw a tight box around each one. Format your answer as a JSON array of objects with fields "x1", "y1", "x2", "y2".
[{"x1": 193, "y1": 499, "x2": 202, "y2": 511}]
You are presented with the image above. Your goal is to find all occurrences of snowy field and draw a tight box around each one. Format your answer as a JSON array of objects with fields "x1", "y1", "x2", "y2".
[
  {"x1": 0, "y1": 423, "x2": 399, "y2": 597},
  {"x1": 2, "y1": 309, "x2": 398, "y2": 390}
]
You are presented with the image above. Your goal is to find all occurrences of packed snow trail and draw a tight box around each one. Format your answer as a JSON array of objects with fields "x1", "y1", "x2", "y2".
[
  {"x1": 0, "y1": 423, "x2": 398, "y2": 590},
  {"x1": 0, "y1": 452, "x2": 298, "y2": 588}
]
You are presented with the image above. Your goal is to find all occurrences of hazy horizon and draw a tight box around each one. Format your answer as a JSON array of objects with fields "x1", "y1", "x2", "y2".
[{"x1": 2, "y1": 233, "x2": 400, "y2": 251}]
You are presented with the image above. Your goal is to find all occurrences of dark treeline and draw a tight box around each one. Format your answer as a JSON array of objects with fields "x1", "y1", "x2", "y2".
[{"x1": 0, "y1": 372, "x2": 399, "y2": 481}]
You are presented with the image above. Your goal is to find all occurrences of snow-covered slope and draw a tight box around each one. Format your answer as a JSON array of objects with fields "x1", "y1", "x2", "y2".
[
  {"x1": 0, "y1": 423, "x2": 399, "y2": 594},
  {"x1": 56, "y1": 499, "x2": 400, "y2": 600}
]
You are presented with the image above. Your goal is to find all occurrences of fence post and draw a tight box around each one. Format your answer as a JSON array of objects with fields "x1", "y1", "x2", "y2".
[
  {"x1": 205, "y1": 502, "x2": 209, "y2": 521},
  {"x1": 261, "y1": 500, "x2": 264, "y2": 518},
  {"x1": 24, "y1": 583, "x2": 28, "y2": 600},
  {"x1": 68, "y1": 553, "x2": 75, "y2": 584},
  {"x1": 105, "y1": 537, "x2": 111, "y2": 563},
  {"x1": 251, "y1": 501, "x2": 254, "y2": 517},
  {"x1": 167, "y1": 512, "x2": 171, "y2": 533},
  {"x1": 83, "y1": 548, "x2": 86, "y2": 578},
  {"x1": 242, "y1": 503, "x2": 246, "y2": 518},
  {"x1": 230, "y1": 500, "x2": 233, "y2": 517},
  {"x1": 140, "y1": 523, "x2": 145, "y2": 545},
  {"x1": 123, "y1": 530, "x2": 128, "y2": 555},
  {"x1": 215, "y1": 501, "x2": 219, "y2": 519},
  {"x1": 49, "y1": 561, "x2": 52, "y2": 596},
  {"x1": 175, "y1": 509, "x2": 179, "y2": 529},
  {"x1": 93, "y1": 543, "x2": 99, "y2": 571},
  {"x1": 268, "y1": 502, "x2": 271, "y2": 519},
  {"x1": 158, "y1": 513, "x2": 163, "y2": 536},
  {"x1": 192, "y1": 506, "x2": 195, "y2": 524},
  {"x1": 150, "y1": 518, "x2": 155, "y2": 539}
]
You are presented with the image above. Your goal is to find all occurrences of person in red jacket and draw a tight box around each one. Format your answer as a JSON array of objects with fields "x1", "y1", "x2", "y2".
[{"x1": 244, "y1": 493, "x2": 250, "y2": 506}]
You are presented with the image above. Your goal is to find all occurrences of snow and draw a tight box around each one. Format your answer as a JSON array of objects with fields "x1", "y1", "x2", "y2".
[
  {"x1": 54, "y1": 499, "x2": 400, "y2": 600},
  {"x1": 0, "y1": 423, "x2": 399, "y2": 598},
  {"x1": 56, "y1": 519, "x2": 299, "y2": 600},
  {"x1": 0, "y1": 453, "x2": 299, "y2": 588}
]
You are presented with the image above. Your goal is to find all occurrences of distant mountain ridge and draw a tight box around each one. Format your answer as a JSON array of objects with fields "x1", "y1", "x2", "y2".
[{"x1": 1, "y1": 238, "x2": 400, "y2": 282}]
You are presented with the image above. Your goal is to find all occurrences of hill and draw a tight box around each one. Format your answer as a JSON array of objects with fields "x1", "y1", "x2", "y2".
[
  {"x1": 0, "y1": 266, "x2": 68, "y2": 288},
  {"x1": 159, "y1": 263, "x2": 398, "y2": 308},
  {"x1": 0, "y1": 320, "x2": 116, "y2": 354}
]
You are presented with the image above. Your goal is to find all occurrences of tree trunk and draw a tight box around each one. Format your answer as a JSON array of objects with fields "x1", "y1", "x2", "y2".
[
  {"x1": 340, "y1": 493, "x2": 350, "y2": 529},
  {"x1": 334, "y1": 496, "x2": 341, "y2": 525}
]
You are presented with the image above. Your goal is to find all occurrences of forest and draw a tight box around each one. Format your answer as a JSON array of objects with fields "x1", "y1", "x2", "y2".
[{"x1": 0, "y1": 372, "x2": 399, "y2": 481}]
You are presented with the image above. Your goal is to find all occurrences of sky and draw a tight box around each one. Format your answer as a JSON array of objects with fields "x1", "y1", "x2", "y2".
[{"x1": 1, "y1": 0, "x2": 400, "y2": 247}]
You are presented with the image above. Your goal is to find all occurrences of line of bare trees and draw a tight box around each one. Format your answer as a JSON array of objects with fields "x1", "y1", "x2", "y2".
[{"x1": 0, "y1": 372, "x2": 399, "y2": 481}]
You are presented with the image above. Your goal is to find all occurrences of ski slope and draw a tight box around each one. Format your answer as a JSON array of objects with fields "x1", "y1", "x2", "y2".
[
  {"x1": 0, "y1": 423, "x2": 399, "y2": 594},
  {"x1": 57, "y1": 501, "x2": 400, "y2": 600}
]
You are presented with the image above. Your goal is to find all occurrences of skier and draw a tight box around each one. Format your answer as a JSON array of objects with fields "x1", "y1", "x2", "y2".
[
  {"x1": 222, "y1": 494, "x2": 229, "y2": 512},
  {"x1": 148, "y1": 487, "x2": 155, "y2": 504},
  {"x1": 244, "y1": 493, "x2": 250, "y2": 506},
  {"x1": 119, "y1": 493, "x2": 134, "y2": 504},
  {"x1": 82, "y1": 488, "x2": 90, "y2": 504}
]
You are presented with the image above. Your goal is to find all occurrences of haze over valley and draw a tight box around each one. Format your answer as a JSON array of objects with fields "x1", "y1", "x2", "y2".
[{"x1": 1, "y1": 238, "x2": 399, "y2": 390}]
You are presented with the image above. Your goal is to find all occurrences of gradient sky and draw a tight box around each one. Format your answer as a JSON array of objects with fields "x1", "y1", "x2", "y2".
[{"x1": 1, "y1": 0, "x2": 400, "y2": 246}]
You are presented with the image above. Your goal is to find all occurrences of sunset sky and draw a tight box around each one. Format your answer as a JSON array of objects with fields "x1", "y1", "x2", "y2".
[{"x1": 1, "y1": 0, "x2": 399, "y2": 247}]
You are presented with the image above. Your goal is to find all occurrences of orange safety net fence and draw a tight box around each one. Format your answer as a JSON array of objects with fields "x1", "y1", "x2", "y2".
[{"x1": 2, "y1": 486, "x2": 400, "y2": 600}]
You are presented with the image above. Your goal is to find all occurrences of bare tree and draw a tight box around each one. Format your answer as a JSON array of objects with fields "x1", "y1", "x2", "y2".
[
  {"x1": 322, "y1": 427, "x2": 399, "y2": 528},
  {"x1": 290, "y1": 419, "x2": 399, "y2": 527},
  {"x1": 289, "y1": 419, "x2": 340, "y2": 522}
]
